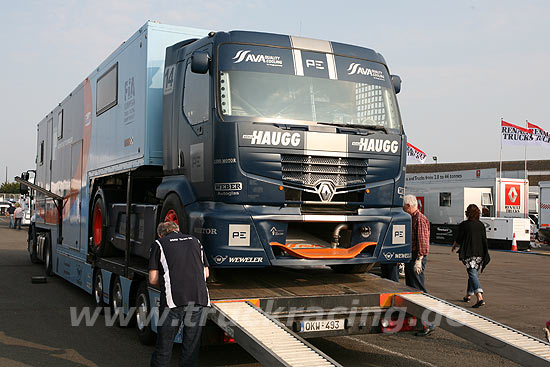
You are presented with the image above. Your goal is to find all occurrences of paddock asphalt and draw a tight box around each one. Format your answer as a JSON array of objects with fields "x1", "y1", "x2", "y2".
[{"x1": 1, "y1": 219, "x2": 547, "y2": 366}]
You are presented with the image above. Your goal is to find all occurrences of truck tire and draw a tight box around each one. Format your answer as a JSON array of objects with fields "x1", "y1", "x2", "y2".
[
  {"x1": 93, "y1": 270, "x2": 106, "y2": 308},
  {"x1": 28, "y1": 225, "x2": 40, "y2": 264},
  {"x1": 330, "y1": 263, "x2": 374, "y2": 274},
  {"x1": 44, "y1": 233, "x2": 54, "y2": 276},
  {"x1": 111, "y1": 276, "x2": 127, "y2": 327},
  {"x1": 160, "y1": 193, "x2": 187, "y2": 232},
  {"x1": 91, "y1": 189, "x2": 116, "y2": 257},
  {"x1": 136, "y1": 281, "x2": 155, "y2": 345}
]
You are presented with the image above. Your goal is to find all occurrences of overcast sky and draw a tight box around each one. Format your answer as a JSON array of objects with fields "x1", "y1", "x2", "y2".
[{"x1": 1, "y1": 0, "x2": 549, "y2": 182}]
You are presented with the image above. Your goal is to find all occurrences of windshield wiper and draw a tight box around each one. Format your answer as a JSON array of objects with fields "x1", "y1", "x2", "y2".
[{"x1": 317, "y1": 122, "x2": 388, "y2": 134}]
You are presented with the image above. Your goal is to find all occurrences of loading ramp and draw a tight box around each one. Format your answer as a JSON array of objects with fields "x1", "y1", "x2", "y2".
[
  {"x1": 212, "y1": 301, "x2": 342, "y2": 367},
  {"x1": 395, "y1": 293, "x2": 550, "y2": 367}
]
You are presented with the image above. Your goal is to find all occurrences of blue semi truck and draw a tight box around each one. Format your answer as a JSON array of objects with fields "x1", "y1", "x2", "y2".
[{"x1": 22, "y1": 22, "x2": 412, "y2": 344}]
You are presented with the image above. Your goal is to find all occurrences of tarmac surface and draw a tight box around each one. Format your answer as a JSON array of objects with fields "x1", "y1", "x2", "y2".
[{"x1": 0, "y1": 216, "x2": 548, "y2": 366}]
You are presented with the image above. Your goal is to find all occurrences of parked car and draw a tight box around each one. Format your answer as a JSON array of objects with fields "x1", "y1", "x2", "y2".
[{"x1": 0, "y1": 201, "x2": 11, "y2": 216}]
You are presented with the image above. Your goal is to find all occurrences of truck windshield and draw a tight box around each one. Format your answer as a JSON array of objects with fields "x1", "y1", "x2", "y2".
[{"x1": 219, "y1": 65, "x2": 401, "y2": 130}]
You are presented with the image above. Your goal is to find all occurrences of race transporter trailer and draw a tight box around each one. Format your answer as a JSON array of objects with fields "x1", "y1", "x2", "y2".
[{"x1": 22, "y1": 21, "x2": 413, "y2": 345}]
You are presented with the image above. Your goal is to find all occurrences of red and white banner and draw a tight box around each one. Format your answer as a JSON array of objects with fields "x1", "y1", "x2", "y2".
[
  {"x1": 527, "y1": 121, "x2": 550, "y2": 147},
  {"x1": 406, "y1": 142, "x2": 427, "y2": 164},
  {"x1": 501, "y1": 120, "x2": 533, "y2": 146}
]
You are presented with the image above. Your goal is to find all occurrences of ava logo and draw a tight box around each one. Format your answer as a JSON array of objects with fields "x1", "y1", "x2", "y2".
[
  {"x1": 383, "y1": 252, "x2": 394, "y2": 260},
  {"x1": 232, "y1": 50, "x2": 283, "y2": 67},
  {"x1": 316, "y1": 181, "x2": 335, "y2": 202},
  {"x1": 347, "y1": 63, "x2": 385, "y2": 80}
]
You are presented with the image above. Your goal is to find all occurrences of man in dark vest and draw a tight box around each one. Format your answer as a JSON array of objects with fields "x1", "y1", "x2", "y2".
[{"x1": 149, "y1": 221, "x2": 210, "y2": 367}]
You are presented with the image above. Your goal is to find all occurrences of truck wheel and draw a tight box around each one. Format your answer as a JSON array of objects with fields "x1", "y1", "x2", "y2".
[
  {"x1": 91, "y1": 189, "x2": 116, "y2": 257},
  {"x1": 93, "y1": 270, "x2": 106, "y2": 308},
  {"x1": 111, "y1": 277, "x2": 127, "y2": 327},
  {"x1": 29, "y1": 226, "x2": 40, "y2": 264},
  {"x1": 136, "y1": 281, "x2": 155, "y2": 345},
  {"x1": 160, "y1": 194, "x2": 187, "y2": 232},
  {"x1": 330, "y1": 263, "x2": 374, "y2": 274},
  {"x1": 44, "y1": 233, "x2": 53, "y2": 276}
]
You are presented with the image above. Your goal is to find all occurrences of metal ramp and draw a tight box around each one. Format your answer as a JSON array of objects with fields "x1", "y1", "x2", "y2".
[
  {"x1": 394, "y1": 293, "x2": 550, "y2": 367},
  {"x1": 212, "y1": 301, "x2": 342, "y2": 367}
]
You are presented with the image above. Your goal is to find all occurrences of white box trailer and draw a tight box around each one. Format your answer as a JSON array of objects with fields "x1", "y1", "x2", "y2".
[
  {"x1": 539, "y1": 181, "x2": 550, "y2": 241},
  {"x1": 405, "y1": 168, "x2": 530, "y2": 249}
]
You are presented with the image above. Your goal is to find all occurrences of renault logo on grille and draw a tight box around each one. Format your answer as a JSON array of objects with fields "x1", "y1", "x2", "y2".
[{"x1": 316, "y1": 181, "x2": 336, "y2": 202}]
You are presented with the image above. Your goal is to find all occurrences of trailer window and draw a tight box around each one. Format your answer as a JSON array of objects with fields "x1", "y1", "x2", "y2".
[
  {"x1": 96, "y1": 63, "x2": 118, "y2": 116},
  {"x1": 57, "y1": 110, "x2": 63, "y2": 140},
  {"x1": 183, "y1": 61, "x2": 209, "y2": 125},
  {"x1": 440, "y1": 192, "x2": 451, "y2": 207}
]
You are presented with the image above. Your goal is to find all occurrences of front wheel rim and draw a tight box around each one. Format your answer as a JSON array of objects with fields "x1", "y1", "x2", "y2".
[
  {"x1": 164, "y1": 209, "x2": 179, "y2": 225},
  {"x1": 92, "y1": 205, "x2": 103, "y2": 248}
]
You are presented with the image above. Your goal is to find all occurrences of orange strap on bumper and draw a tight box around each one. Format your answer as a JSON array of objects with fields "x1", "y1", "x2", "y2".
[{"x1": 270, "y1": 241, "x2": 376, "y2": 259}]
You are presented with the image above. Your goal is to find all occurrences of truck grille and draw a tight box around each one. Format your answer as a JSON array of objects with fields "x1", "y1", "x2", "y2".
[{"x1": 281, "y1": 155, "x2": 368, "y2": 188}]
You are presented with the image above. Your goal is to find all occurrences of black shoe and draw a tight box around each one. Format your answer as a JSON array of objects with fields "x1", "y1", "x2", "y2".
[
  {"x1": 463, "y1": 296, "x2": 471, "y2": 303},
  {"x1": 472, "y1": 300, "x2": 485, "y2": 308},
  {"x1": 415, "y1": 324, "x2": 435, "y2": 337}
]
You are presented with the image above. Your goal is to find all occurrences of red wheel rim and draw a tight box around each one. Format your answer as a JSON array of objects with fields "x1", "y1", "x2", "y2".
[
  {"x1": 164, "y1": 210, "x2": 179, "y2": 225},
  {"x1": 93, "y1": 205, "x2": 103, "y2": 248}
]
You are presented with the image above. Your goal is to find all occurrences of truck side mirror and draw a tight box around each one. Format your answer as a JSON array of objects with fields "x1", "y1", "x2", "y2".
[
  {"x1": 20, "y1": 183, "x2": 28, "y2": 196},
  {"x1": 22, "y1": 172, "x2": 29, "y2": 181},
  {"x1": 391, "y1": 75, "x2": 402, "y2": 94},
  {"x1": 191, "y1": 52, "x2": 210, "y2": 74}
]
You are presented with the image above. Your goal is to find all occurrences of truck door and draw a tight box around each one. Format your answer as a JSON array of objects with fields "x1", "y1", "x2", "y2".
[
  {"x1": 178, "y1": 45, "x2": 213, "y2": 199},
  {"x1": 65, "y1": 140, "x2": 82, "y2": 250}
]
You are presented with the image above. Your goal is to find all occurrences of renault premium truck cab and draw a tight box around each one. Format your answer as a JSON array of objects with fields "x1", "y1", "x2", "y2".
[
  {"x1": 28, "y1": 23, "x2": 409, "y2": 277},
  {"x1": 157, "y1": 31, "x2": 410, "y2": 272}
]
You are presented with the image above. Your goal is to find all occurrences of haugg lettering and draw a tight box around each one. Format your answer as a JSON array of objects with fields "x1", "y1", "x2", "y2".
[
  {"x1": 354, "y1": 138, "x2": 399, "y2": 153},
  {"x1": 244, "y1": 131, "x2": 301, "y2": 147}
]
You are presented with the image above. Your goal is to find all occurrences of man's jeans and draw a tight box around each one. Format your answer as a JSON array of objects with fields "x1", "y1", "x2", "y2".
[
  {"x1": 14, "y1": 218, "x2": 22, "y2": 230},
  {"x1": 8, "y1": 215, "x2": 14, "y2": 229},
  {"x1": 466, "y1": 267, "x2": 483, "y2": 295},
  {"x1": 381, "y1": 263, "x2": 399, "y2": 282},
  {"x1": 404, "y1": 253, "x2": 427, "y2": 292},
  {"x1": 151, "y1": 304, "x2": 205, "y2": 367}
]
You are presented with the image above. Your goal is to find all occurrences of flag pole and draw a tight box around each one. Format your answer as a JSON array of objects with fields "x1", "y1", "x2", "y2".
[
  {"x1": 525, "y1": 120, "x2": 529, "y2": 180},
  {"x1": 499, "y1": 118, "x2": 503, "y2": 179}
]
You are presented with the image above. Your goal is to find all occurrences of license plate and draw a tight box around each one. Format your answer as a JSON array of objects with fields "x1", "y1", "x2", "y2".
[{"x1": 300, "y1": 319, "x2": 345, "y2": 332}]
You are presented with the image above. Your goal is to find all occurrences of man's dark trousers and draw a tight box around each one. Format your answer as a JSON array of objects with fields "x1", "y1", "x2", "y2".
[
  {"x1": 151, "y1": 304, "x2": 204, "y2": 367},
  {"x1": 380, "y1": 263, "x2": 399, "y2": 282},
  {"x1": 404, "y1": 253, "x2": 427, "y2": 292}
]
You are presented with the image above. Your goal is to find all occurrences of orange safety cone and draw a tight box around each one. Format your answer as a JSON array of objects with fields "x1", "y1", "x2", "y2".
[{"x1": 511, "y1": 233, "x2": 518, "y2": 251}]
